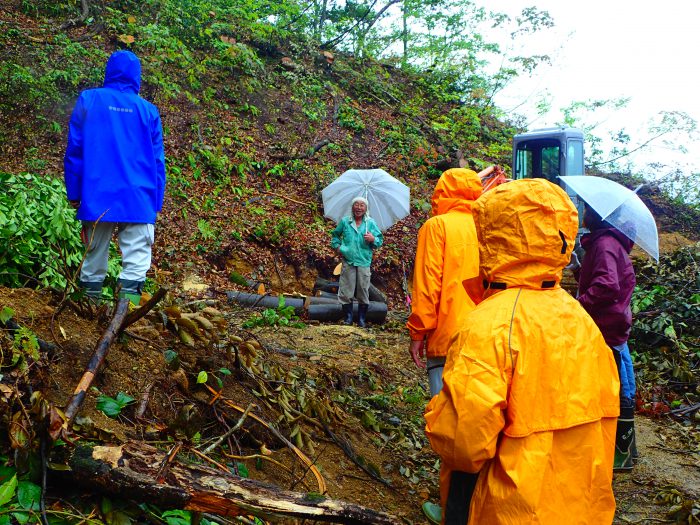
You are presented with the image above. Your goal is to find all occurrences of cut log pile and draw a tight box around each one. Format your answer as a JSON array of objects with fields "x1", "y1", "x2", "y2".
[{"x1": 227, "y1": 277, "x2": 389, "y2": 324}]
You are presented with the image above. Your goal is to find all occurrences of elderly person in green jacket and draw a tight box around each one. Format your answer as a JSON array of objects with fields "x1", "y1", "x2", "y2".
[{"x1": 331, "y1": 196, "x2": 383, "y2": 327}]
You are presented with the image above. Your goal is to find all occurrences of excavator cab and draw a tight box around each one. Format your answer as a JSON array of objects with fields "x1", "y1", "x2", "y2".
[
  {"x1": 512, "y1": 126, "x2": 586, "y2": 224},
  {"x1": 513, "y1": 126, "x2": 584, "y2": 182}
]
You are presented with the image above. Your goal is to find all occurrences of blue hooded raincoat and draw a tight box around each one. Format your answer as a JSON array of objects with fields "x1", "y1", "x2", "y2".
[{"x1": 64, "y1": 50, "x2": 166, "y2": 223}]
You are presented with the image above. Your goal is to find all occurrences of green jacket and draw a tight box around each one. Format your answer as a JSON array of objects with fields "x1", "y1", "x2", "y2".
[{"x1": 331, "y1": 215, "x2": 383, "y2": 267}]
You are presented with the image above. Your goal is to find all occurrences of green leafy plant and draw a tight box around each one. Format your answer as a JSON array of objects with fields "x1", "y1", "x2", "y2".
[
  {"x1": 161, "y1": 509, "x2": 192, "y2": 525},
  {"x1": 159, "y1": 507, "x2": 236, "y2": 525},
  {"x1": 630, "y1": 245, "x2": 700, "y2": 410},
  {"x1": 11, "y1": 327, "x2": 39, "y2": 371},
  {"x1": 196, "y1": 219, "x2": 217, "y2": 241},
  {"x1": 96, "y1": 392, "x2": 136, "y2": 418},
  {"x1": 242, "y1": 296, "x2": 304, "y2": 328},
  {"x1": 401, "y1": 385, "x2": 427, "y2": 406},
  {"x1": 196, "y1": 367, "x2": 231, "y2": 389},
  {"x1": 0, "y1": 172, "x2": 83, "y2": 288},
  {"x1": 0, "y1": 307, "x2": 12, "y2": 324},
  {"x1": 251, "y1": 217, "x2": 296, "y2": 245},
  {"x1": 0, "y1": 474, "x2": 42, "y2": 525},
  {"x1": 0, "y1": 315, "x2": 40, "y2": 372},
  {"x1": 266, "y1": 163, "x2": 285, "y2": 178},
  {"x1": 337, "y1": 101, "x2": 365, "y2": 132}
]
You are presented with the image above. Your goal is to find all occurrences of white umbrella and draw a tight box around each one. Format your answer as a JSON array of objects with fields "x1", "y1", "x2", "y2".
[
  {"x1": 559, "y1": 176, "x2": 659, "y2": 261},
  {"x1": 321, "y1": 168, "x2": 410, "y2": 232}
]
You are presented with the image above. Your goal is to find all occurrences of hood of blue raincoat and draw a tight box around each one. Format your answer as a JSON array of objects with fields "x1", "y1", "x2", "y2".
[{"x1": 104, "y1": 50, "x2": 141, "y2": 93}]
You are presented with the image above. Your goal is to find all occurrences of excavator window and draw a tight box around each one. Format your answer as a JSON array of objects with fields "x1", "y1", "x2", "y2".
[{"x1": 514, "y1": 139, "x2": 561, "y2": 183}]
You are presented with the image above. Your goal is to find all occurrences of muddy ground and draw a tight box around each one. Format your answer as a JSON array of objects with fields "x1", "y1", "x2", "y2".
[{"x1": 1, "y1": 284, "x2": 698, "y2": 524}]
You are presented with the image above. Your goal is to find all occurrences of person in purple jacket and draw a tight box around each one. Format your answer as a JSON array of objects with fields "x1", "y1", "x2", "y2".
[
  {"x1": 64, "y1": 50, "x2": 166, "y2": 305},
  {"x1": 575, "y1": 203, "x2": 637, "y2": 471}
]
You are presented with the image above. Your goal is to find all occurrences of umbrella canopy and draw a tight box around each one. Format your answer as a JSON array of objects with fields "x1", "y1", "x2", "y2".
[
  {"x1": 559, "y1": 176, "x2": 659, "y2": 261},
  {"x1": 321, "y1": 169, "x2": 410, "y2": 232}
]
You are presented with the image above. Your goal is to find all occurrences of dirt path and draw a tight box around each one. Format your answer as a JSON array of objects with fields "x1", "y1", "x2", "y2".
[{"x1": 614, "y1": 415, "x2": 700, "y2": 524}]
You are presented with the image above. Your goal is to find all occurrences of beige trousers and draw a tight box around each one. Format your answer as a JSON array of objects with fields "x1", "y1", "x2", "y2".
[{"x1": 338, "y1": 264, "x2": 371, "y2": 304}]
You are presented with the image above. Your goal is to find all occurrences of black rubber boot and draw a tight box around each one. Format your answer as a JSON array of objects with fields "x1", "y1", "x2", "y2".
[
  {"x1": 341, "y1": 303, "x2": 353, "y2": 325},
  {"x1": 444, "y1": 470, "x2": 479, "y2": 525},
  {"x1": 357, "y1": 303, "x2": 369, "y2": 328},
  {"x1": 118, "y1": 278, "x2": 143, "y2": 306},
  {"x1": 614, "y1": 405, "x2": 634, "y2": 471},
  {"x1": 631, "y1": 411, "x2": 639, "y2": 461},
  {"x1": 79, "y1": 279, "x2": 104, "y2": 305}
]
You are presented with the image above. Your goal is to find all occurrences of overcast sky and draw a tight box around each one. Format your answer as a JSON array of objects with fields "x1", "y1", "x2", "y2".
[{"x1": 480, "y1": 0, "x2": 700, "y2": 175}]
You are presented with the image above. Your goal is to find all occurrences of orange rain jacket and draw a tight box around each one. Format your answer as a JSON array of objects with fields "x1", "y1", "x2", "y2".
[
  {"x1": 406, "y1": 168, "x2": 483, "y2": 358},
  {"x1": 425, "y1": 179, "x2": 620, "y2": 524}
]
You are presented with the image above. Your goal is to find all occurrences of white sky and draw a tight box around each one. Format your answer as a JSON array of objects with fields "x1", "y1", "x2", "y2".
[{"x1": 479, "y1": 0, "x2": 700, "y2": 175}]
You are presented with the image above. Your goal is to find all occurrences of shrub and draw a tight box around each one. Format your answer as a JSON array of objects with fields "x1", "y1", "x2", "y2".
[
  {"x1": 242, "y1": 296, "x2": 304, "y2": 328},
  {"x1": 0, "y1": 172, "x2": 83, "y2": 288}
]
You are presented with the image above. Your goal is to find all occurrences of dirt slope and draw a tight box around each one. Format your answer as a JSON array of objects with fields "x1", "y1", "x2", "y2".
[{"x1": 1, "y1": 285, "x2": 698, "y2": 523}]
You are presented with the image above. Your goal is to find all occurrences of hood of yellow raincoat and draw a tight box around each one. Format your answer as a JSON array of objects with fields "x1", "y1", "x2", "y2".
[
  {"x1": 431, "y1": 168, "x2": 483, "y2": 216},
  {"x1": 465, "y1": 179, "x2": 578, "y2": 299}
]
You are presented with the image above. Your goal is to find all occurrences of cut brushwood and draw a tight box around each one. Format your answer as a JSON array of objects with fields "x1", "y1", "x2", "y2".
[
  {"x1": 59, "y1": 298, "x2": 131, "y2": 433},
  {"x1": 51, "y1": 288, "x2": 168, "y2": 440}
]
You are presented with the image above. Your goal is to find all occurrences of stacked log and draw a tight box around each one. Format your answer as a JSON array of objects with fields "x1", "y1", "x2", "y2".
[{"x1": 226, "y1": 290, "x2": 388, "y2": 324}]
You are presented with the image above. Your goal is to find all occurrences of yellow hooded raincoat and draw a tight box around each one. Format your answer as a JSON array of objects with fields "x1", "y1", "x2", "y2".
[
  {"x1": 406, "y1": 168, "x2": 483, "y2": 358},
  {"x1": 425, "y1": 179, "x2": 620, "y2": 524}
]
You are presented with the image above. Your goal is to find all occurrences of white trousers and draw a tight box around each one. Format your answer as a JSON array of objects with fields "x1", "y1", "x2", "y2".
[{"x1": 80, "y1": 222, "x2": 155, "y2": 285}]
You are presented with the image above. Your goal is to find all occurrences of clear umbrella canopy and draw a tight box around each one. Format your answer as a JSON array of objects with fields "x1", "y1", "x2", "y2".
[
  {"x1": 559, "y1": 176, "x2": 659, "y2": 261},
  {"x1": 321, "y1": 169, "x2": 410, "y2": 232}
]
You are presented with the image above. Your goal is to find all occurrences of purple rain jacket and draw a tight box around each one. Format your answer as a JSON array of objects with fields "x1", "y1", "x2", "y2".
[
  {"x1": 577, "y1": 227, "x2": 636, "y2": 346},
  {"x1": 64, "y1": 50, "x2": 166, "y2": 223}
]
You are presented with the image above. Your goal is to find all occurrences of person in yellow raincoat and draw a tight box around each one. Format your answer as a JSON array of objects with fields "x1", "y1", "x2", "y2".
[
  {"x1": 406, "y1": 168, "x2": 483, "y2": 396},
  {"x1": 425, "y1": 179, "x2": 620, "y2": 524}
]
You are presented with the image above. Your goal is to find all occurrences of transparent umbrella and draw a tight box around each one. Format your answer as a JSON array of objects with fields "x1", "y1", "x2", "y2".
[
  {"x1": 321, "y1": 168, "x2": 410, "y2": 232},
  {"x1": 559, "y1": 176, "x2": 659, "y2": 261}
]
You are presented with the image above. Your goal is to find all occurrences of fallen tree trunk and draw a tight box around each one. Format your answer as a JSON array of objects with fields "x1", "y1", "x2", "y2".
[
  {"x1": 313, "y1": 278, "x2": 387, "y2": 304},
  {"x1": 67, "y1": 442, "x2": 399, "y2": 524}
]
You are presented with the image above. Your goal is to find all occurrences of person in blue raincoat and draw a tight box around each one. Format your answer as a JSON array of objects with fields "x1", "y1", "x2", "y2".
[
  {"x1": 331, "y1": 197, "x2": 383, "y2": 327},
  {"x1": 64, "y1": 50, "x2": 166, "y2": 304}
]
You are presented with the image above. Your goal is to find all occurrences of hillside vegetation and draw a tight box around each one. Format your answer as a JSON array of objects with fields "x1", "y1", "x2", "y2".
[
  {"x1": 1, "y1": 1, "x2": 699, "y2": 524},
  {"x1": 0, "y1": 0, "x2": 525, "y2": 296},
  {"x1": 2, "y1": 1, "x2": 698, "y2": 293}
]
